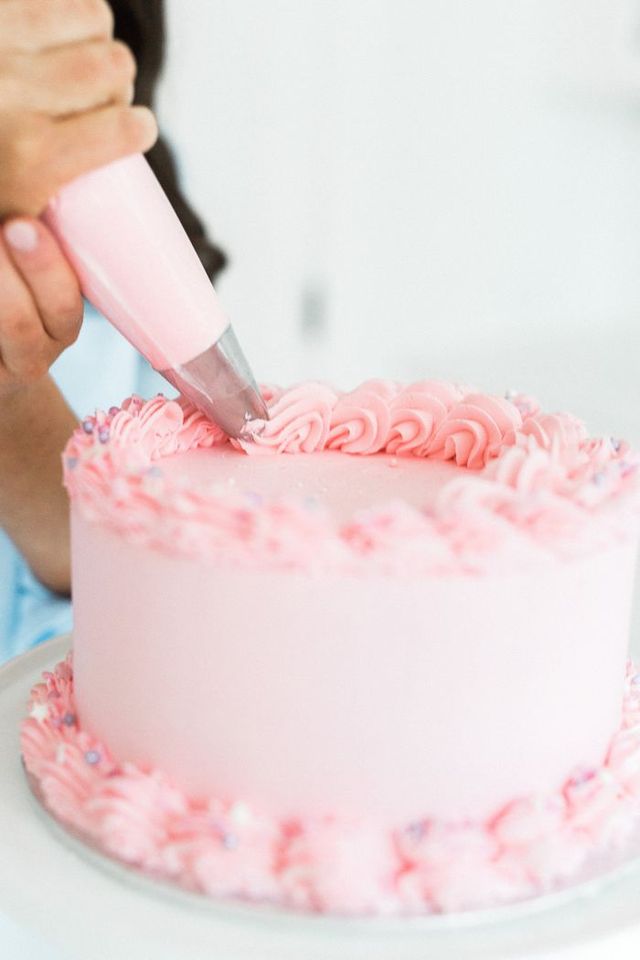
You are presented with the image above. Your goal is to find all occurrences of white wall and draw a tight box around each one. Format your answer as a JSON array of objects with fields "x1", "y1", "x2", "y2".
[{"x1": 158, "y1": 0, "x2": 640, "y2": 440}]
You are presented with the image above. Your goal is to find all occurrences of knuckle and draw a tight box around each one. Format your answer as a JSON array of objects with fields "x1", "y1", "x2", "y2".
[
  {"x1": 62, "y1": 0, "x2": 113, "y2": 37},
  {"x1": 89, "y1": 0, "x2": 115, "y2": 37},
  {"x1": 116, "y1": 105, "x2": 156, "y2": 148},
  {"x1": 54, "y1": 299, "x2": 83, "y2": 340},
  {"x1": 20, "y1": 2, "x2": 52, "y2": 34},
  {"x1": 110, "y1": 40, "x2": 137, "y2": 81},
  {"x1": 2, "y1": 309, "x2": 38, "y2": 345},
  {"x1": 11, "y1": 116, "x2": 51, "y2": 169}
]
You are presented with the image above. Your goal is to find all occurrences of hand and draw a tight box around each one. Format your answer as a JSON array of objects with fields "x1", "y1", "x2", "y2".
[
  {"x1": 0, "y1": 0, "x2": 160, "y2": 398},
  {"x1": 0, "y1": 0, "x2": 158, "y2": 218}
]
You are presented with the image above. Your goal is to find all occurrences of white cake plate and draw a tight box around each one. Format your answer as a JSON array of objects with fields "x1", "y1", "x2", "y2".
[{"x1": 3, "y1": 637, "x2": 640, "y2": 960}]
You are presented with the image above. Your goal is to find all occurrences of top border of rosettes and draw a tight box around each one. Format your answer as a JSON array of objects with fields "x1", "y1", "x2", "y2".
[{"x1": 62, "y1": 380, "x2": 640, "y2": 575}]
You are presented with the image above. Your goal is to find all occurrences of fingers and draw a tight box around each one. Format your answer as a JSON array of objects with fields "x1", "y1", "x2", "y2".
[
  {"x1": 0, "y1": 217, "x2": 84, "y2": 388},
  {"x1": 2, "y1": 40, "x2": 137, "y2": 116},
  {"x1": 3, "y1": 218, "x2": 83, "y2": 344},
  {"x1": 47, "y1": 104, "x2": 158, "y2": 193},
  {"x1": 0, "y1": 0, "x2": 113, "y2": 53}
]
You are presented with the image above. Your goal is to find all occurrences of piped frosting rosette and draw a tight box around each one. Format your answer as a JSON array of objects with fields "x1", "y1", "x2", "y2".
[{"x1": 62, "y1": 380, "x2": 640, "y2": 575}]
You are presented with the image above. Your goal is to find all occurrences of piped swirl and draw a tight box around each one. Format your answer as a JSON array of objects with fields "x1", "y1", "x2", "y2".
[{"x1": 63, "y1": 380, "x2": 640, "y2": 574}]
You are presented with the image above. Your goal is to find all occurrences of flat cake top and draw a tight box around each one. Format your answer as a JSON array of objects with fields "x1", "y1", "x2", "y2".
[{"x1": 63, "y1": 380, "x2": 640, "y2": 575}]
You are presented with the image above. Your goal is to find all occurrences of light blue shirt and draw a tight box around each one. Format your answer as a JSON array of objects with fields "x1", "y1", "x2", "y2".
[{"x1": 0, "y1": 304, "x2": 168, "y2": 664}]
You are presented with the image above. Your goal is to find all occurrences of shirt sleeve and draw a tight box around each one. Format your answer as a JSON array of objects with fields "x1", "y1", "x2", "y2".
[{"x1": 3, "y1": 556, "x2": 72, "y2": 662}]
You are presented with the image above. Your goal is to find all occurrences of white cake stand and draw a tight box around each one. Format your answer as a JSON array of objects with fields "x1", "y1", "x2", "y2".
[{"x1": 3, "y1": 637, "x2": 640, "y2": 960}]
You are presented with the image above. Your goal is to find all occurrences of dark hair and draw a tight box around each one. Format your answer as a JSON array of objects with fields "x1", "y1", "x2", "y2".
[{"x1": 109, "y1": 0, "x2": 227, "y2": 281}]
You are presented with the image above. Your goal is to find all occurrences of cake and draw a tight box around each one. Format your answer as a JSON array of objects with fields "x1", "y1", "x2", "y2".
[{"x1": 21, "y1": 379, "x2": 640, "y2": 916}]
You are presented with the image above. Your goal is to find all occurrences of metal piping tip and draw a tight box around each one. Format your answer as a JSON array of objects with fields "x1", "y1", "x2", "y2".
[{"x1": 161, "y1": 326, "x2": 268, "y2": 439}]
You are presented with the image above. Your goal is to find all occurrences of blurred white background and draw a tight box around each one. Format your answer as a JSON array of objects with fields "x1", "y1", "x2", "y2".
[{"x1": 158, "y1": 0, "x2": 640, "y2": 442}]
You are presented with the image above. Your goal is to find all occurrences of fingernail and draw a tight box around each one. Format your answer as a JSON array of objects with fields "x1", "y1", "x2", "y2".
[{"x1": 4, "y1": 220, "x2": 39, "y2": 253}]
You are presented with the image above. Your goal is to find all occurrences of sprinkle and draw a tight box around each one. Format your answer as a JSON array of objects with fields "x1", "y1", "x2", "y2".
[
  {"x1": 145, "y1": 466, "x2": 163, "y2": 478},
  {"x1": 592, "y1": 472, "x2": 606, "y2": 486},
  {"x1": 631, "y1": 674, "x2": 640, "y2": 688},
  {"x1": 611, "y1": 438, "x2": 622, "y2": 453},
  {"x1": 389, "y1": 458, "x2": 398, "y2": 468},
  {"x1": 222, "y1": 832, "x2": 239, "y2": 850},
  {"x1": 55, "y1": 744, "x2": 67, "y2": 764},
  {"x1": 405, "y1": 820, "x2": 427, "y2": 842},
  {"x1": 82, "y1": 419, "x2": 94, "y2": 435},
  {"x1": 62, "y1": 713, "x2": 76, "y2": 726},
  {"x1": 29, "y1": 702, "x2": 50, "y2": 723},
  {"x1": 229, "y1": 801, "x2": 253, "y2": 827},
  {"x1": 244, "y1": 492, "x2": 263, "y2": 506},
  {"x1": 66, "y1": 457, "x2": 78, "y2": 471},
  {"x1": 108, "y1": 406, "x2": 120, "y2": 417},
  {"x1": 84, "y1": 750, "x2": 101, "y2": 765},
  {"x1": 303, "y1": 497, "x2": 319, "y2": 510},
  {"x1": 569, "y1": 769, "x2": 596, "y2": 788},
  {"x1": 98, "y1": 428, "x2": 110, "y2": 444}
]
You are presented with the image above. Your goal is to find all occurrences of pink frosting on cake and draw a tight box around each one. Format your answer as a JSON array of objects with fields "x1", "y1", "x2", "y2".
[
  {"x1": 21, "y1": 658, "x2": 640, "y2": 915},
  {"x1": 27, "y1": 378, "x2": 640, "y2": 915}
]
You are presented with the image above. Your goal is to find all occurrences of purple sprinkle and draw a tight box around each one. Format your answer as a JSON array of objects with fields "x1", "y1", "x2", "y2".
[
  {"x1": 611, "y1": 437, "x2": 622, "y2": 453},
  {"x1": 66, "y1": 457, "x2": 78, "y2": 471},
  {"x1": 405, "y1": 820, "x2": 427, "y2": 842},
  {"x1": 109, "y1": 406, "x2": 120, "y2": 417},
  {"x1": 82, "y1": 420, "x2": 94, "y2": 435},
  {"x1": 592, "y1": 472, "x2": 606, "y2": 486},
  {"x1": 569, "y1": 769, "x2": 596, "y2": 788},
  {"x1": 62, "y1": 713, "x2": 76, "y2": 726},
  {"x1": 245, "y1": 492, "x2": 263, "y2": 506},
  {"x1": 98, "y1": 428, "x2": 110, "y2": 444},
  {"x1": 631, "y1": 674, "x2": 640, "y2": 687},
  {"x1": 146, "y1": 466, "x2": 163, "y2": 478},
  {"x1": 84, "y1": 750, "x2": 101, "y2": 765},
  {"x1": 222, "y1": 832, "x2": 239, "y2": 850}
]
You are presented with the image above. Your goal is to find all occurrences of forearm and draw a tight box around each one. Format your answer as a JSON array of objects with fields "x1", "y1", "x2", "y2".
[{"x1": 0, "y1": 376, "x2": 78, "y2": 594}]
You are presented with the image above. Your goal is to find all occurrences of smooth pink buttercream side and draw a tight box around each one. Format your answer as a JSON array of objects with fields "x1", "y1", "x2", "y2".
[{"x1": 70, "y1": 508, "x2": 637, "y2": 824}]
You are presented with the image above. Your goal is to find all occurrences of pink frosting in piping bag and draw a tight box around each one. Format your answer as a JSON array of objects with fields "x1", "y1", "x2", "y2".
[{"x1": 43, "y1": 155, "x2": 230, "y2": 370}]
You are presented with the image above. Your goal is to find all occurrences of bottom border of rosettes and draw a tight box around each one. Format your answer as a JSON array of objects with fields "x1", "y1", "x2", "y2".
[{"x1": 20, "y1": 656, "x2": 640, "y2": 917}]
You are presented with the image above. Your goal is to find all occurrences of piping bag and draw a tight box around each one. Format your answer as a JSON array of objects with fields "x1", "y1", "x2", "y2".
[{"x1": 43, "y1": 153, "x2": 268, "y2": 438}]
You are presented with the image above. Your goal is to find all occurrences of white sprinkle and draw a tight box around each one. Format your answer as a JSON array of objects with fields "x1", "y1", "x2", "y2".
[
  {"x1": 229, "y1": 801, "x2": 254, "y2": 827},
  {"x1": 29, "y1": 702, "x2": 49, "y2": 723}
]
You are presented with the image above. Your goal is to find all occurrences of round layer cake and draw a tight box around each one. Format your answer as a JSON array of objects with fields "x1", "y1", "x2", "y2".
[{"x1": 22, "y1": 380, "x2": 640, "y2": 915}]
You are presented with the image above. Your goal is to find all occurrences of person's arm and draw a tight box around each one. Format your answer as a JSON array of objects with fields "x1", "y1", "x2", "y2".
[
  {"x1": 0, "y1": 376, "x2": 77, "y2": 594},
  {"x1": 0, "y1": 0, "x2": 158, "y2": 593}
]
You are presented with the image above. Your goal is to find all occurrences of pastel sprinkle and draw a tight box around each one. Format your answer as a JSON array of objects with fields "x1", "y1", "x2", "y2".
[
  {"x1": 98, "y1": 428, "x2": 110, "y2": 444},
  {"x1": 84, "y1": 750, "x2": 101, "y2": 765},
  {"x1": 592, "y1": 472, "x2": 606, "y2": 486},
  {"x1": 569, "y1": 769, "x2": 596, "y2": 788},
  {"x1": 109, "y1": 406, "x2": 120, "y2": 417},
  {"x1": 66, "y1": 457, "x2": 78, "y2": 471},
  {"x1": 405, "y1": 820, "x2": 427, "y2": 842},
  {"x1": 62, "y1": 713, "x2": 76, "y2": 726},
  {"x1": 222, "y1": 832, "x2": 239, "y2": 850},
  {"x1": 82, "y1": 420, "x2": 94, "y2": 435}
]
